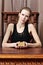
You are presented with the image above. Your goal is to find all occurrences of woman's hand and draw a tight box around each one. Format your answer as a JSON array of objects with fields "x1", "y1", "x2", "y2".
[
  {"x1": 23, "y1": 41, "x2": 28, "y2": 47},
  {"x1": 14, "y1": 41, "x2": 28, "y2": 48},
  {"x1": 14, "y1": 41, "x2": 20, "y2": 48}
]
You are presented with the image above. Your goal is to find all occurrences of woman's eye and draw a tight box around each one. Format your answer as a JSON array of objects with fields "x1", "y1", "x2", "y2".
[
  {"x1": 26, "y1": 15, "x2": 29, "y2": 17},
  {"x1": 22, "y1": 14, "x2": 29, "y2": 18},
  {"x1": 22, "y1": 14, "x2": 24, "y2": 16}
]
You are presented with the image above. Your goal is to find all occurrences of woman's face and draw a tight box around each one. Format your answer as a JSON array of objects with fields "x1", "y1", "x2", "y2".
[{"x1": 19, "y1": 9, "x2": 30, "y2": 24}]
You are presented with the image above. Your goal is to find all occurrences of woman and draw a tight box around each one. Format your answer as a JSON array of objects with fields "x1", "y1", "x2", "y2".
[{"x1": 2, "y1": 7, "x2": 42, "y2": 48}]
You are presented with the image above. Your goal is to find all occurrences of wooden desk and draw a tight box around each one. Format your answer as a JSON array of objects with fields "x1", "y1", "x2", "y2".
[{"x1": 0, "y1": 48, "x2": 43, "y2": 65}]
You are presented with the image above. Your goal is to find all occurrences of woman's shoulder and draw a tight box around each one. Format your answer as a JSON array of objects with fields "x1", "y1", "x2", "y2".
[
  {"x1": 28, "y1": 23, "x2": 34, "y2": 27},
  {"x1": 7, "y1": 23, "x2": 14, "y2": 32},
  {"x1": 28, "y1": 23, "x2": 35, "y2": 32},
  {"x1": 8, "y1": 23, "x2": 14, "y2": 27},
  {"x1": 8, "y1": 23, "x2": 14, "y2": 29}
]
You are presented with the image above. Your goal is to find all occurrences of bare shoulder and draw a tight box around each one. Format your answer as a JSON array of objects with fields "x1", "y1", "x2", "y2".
[
  {"x1": 8, "y1": 23, "x2": 14, "y2": 27},
  {"x1": 28, "y1": 24, "x2": 35, "y2": 32},
  {"x1": 7, "y1": 23, "x2": 14, "y2": 32},
  {"x1": 28, "y1": 23, "x2": 35, "y2": 29},
  {"x1": 28, "y1": 23, "x2": 34, "y2": 27}
]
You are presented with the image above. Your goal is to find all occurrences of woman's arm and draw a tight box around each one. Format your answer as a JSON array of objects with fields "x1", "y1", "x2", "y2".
[
  {"x1": 27, "y1": 24, "x2": 42, "y2": 47},
  {"x1": 2, "y1": 23, "x2": 16, "y2": 48}
]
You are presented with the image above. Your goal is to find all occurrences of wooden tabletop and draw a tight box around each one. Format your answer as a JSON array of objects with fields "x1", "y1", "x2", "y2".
[{"x1": 0, "y1": 47, "x2": 43, "y2": 59}]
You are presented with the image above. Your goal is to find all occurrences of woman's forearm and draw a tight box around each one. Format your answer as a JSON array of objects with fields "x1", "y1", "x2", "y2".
[
  {"x1": 2, "y1": 43, "x2": 16, "y2": 48},
  {"x1": 27, "y1": 43, "x2": 42, "y2": 47}
]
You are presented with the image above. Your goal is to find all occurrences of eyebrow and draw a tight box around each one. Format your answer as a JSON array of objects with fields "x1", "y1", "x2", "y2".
[{"x1": 22, "y1": 13, "x2": 29, "y2": 17}]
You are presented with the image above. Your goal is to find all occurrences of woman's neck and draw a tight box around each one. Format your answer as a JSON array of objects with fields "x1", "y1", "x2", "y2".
[{"x1": 17, "y1": 21, "x2": 25, "y2": 28}]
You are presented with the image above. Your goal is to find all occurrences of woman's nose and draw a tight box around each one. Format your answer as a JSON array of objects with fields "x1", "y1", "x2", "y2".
[{"x1": 23, "y1": 16, "x2": 26, "y2": 19}]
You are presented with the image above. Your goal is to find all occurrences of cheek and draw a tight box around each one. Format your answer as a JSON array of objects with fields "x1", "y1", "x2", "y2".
[
  {"x1": 26, "y1": 17, "x2": 29, "y2": 21},
  {"x1": 19, "y1": 16, "x2": 22, "y2": 20}
]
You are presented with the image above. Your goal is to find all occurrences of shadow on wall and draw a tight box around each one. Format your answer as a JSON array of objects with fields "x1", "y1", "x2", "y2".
[{"x1": 40, "y1": 22, "x2": 43, "y2": 47}]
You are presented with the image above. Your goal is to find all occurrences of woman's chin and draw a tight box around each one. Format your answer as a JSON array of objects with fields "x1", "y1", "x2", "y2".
[{"x1": 21, "y1": 21, "x2": 25, "y2": 24}]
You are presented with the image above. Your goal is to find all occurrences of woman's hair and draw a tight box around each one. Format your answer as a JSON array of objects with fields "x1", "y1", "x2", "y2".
[{"x1": 19, "y1": 7, "x2": 32, "y2": 17}]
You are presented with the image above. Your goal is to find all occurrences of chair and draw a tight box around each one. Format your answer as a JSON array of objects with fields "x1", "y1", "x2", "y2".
[{"x1": 2, "y1": 11, "x2": 39, "y2": 42}]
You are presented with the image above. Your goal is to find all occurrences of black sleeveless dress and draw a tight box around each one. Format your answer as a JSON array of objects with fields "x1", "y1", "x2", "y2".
[{"x1": 11, "y1": 24, "x2": 34, "y2": 43}]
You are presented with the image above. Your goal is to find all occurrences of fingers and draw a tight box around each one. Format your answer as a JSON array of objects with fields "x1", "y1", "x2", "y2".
[
  {"x1": 14, "y1": 41, "x2": 28, "y2": 48},
  {"x1": 14, "y1": 42, "x2": 20, "y2": 48},
  {"x1": 23, "y1": 41, "x2": 27, "y2": 46}
]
